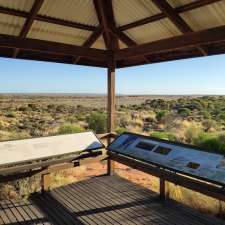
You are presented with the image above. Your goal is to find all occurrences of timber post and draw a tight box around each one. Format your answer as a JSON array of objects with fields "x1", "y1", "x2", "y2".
[
  {"x1": 41, "y1": 173, "x2": 50, "y2": 193},
  {"x1": 159, "y1": 177, "x2": 166, "y2": 200},
  {"x1": 107, "y1": 57, "x2": 116, "y2": 175}
]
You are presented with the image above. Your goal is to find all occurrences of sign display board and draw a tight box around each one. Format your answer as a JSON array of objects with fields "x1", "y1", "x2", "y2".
[
  {"x1": 0, "y1": 131, "x2": 103, "y2": 167},
  {"x1": 107, "y1": 132, "x2": 225, "y2": 186}
]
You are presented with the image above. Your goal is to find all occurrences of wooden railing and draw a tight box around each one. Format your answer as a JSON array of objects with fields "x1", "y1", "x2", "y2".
[{"x1": 2, "y1": 131, "x2": 224, "y2": 204}]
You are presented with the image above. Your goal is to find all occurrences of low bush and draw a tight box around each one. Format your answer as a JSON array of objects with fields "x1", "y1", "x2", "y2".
[
  {"x1": 193, "y1": 132, "x2": 225, "y2": 153},
  {"x1": 58, "y1": 124, "x2": 84, "y2": 135},
  {"x1": 150, "y1": 131, "x2": 177, "y2": 141},
  {"x1": 115, "y1": 127, "x2": 127, "y2": 135},
  {"x1": 86, "y1": 112, "x2": 107, "y2": 134},
  {"x1": 177, "y1": 108, "x2": 191, "y2": 117}
]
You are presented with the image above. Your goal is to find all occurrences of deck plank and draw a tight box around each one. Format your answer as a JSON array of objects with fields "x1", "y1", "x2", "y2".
[{"x1": 1, "y1": 175, "x2": 225, "y2": 225}]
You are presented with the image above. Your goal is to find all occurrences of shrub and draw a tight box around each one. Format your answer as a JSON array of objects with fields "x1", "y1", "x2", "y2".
[
  {"x1": 184, "y1": 124, "x2": 202, "y2": 143},
  {"x1": 58, "y1": 124, "x2": 84, "y2": 135},
  {"x1": 156, "y1": 110, "x2": 168, "y2": 122},
  {"x1": 119, "y1": 116, "x2": 129, "y2": 128},
  {"x1": 115, "y1": 127, "x2": 127, "y2": 135},
  {"x1": 18, "y1": 106, "x2": 30, "y2": 112},
  {"x1": 200, "y1": 110, "x2": 211, "y2": 119},
  {"x1": 217, "y1": 113, "x2": 225, "y2": 121},
  {"x1": 150, "y1": 131, "x2": 176, "y2": 141},
  {"x1": 193, "y1": 132, "x2": 225, "y2": 153},
  {"x1": 86, "y1": 112, "x2": 107, "y2": 134},
  {"x1": 5, "y1": 111, "x2": 16, "y2": 118},
  {"x1": 202, "y1": 120, "x2": 218, "y2": 132},
  {"x1": 177, "y1": 108, "x2": 191, "y2": 117}
]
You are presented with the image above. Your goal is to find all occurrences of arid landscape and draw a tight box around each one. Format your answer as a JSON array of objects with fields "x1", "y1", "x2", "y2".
[
  {"x1": 0, "y1": 94, "x2": 224, "y2": 152},
  {"x1": 0, "y1": 94, "x2": 225, "y2": 218}
]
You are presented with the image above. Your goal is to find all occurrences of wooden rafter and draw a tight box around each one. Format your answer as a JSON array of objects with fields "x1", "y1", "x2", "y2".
[
  {"x1": 13, "y1": 0, "x2": 44, "y2": 58},
  {"x1": 119, "y1": 0, "x2": 222, "y2": 31},
  {"x1": 93, "y1": 0, "x2": 149, "y2": 63},
  {"x1": 93, "y1": 0, "x2": 118, "y2": 51},
  {"x1": 0, "y1": 0, "x2": 221, "y2": 35},
  {"x1": 0, "y1": 34, "x2": 110, "y2": 60},
  {"x1": 110, "y1": 28, "x2": 150, "y2": 63},
  {"x1": 0, "y1": 6, "x2": 97, "y2": 31},
  {"x1": 73, "y1": 26, "x2": 103, "y2": 64},
  {"x1": 115, "y1": 25, "x2": 225, "y2": 60},
  {"x1": 151, "y1": 0, "x2": 207, "y2": 56}
]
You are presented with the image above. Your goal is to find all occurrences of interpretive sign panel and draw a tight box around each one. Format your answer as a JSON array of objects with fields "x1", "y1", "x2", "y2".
[
  {"x1": 107, "y1": 132, "x2": 225, "y2": 186},
  {"x1": 0, "y1": 131, "x2": 103, "y2": 167}
]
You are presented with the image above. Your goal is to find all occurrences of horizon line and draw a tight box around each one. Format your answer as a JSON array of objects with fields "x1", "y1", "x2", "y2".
[{"x1": 0, "y1": 92, "x2": 224, "y2": 96}]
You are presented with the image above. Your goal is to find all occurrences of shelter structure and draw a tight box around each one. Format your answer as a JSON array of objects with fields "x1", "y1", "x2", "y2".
[
  {"x1": 0, "y1": 0, "x2": 225, "y2": 132},
  {"x1": 0, "y1": 1, "x2": 225, "y2": 224}
]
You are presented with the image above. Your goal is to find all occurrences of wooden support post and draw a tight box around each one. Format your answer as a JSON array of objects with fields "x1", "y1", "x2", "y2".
[
  {"x1": 107, "y1": 157, "x2": 114, "y2": 176},
  {"x1": 107, "y1": 58, "x2": 116, "y2": 176},
  {"x1": 41, "y1": 173, "x2": 50, "y2": 193},
  {"x1": 107, "y1": 61, "x2": 116, "y2": 134},
  {"x1": 159, "y1": 177, "x2": 166, "y2": 200}
]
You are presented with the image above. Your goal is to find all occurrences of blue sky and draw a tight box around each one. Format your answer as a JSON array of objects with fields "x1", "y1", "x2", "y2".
[{"x1": 0, "y1": 54, "x2": 225, "y2": 95}]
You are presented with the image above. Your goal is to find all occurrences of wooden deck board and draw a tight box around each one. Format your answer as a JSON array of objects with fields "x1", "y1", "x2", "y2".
[{"x1": 1, "y1": 175, "x2": 225, "y2": 225}]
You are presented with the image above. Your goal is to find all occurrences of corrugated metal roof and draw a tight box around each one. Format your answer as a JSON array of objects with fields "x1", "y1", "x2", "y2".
[
  {"x1": 91, "y1": 36, "x2": 127, "y2": 49},
  {"x1": 113, "y1": 0, "x2": 161, "y2": 26},
  {"x1": 167, "y1": 0, "x2": 196, "y2": 8},
  {"x1": 91, "y1": 35, "x2": 106, "y2": 50},
  {"x1": 0, "y1": 13, "x2": 25, "y2": 36},
  {"x1": 0, "y1": 0, "x2": 35, "y2": 12},
  {"x1": 118, "y1": 40, "x2": 128, "y2": 49},
  {"x1": 124, "y1": 18, "x2": 182, "y2": 44},
  {"x1": 27, "y1": 21, "x2": 92, "y2": 46},
  {"x1": 39, "y1": 0, "x2": 99, "y2": 26},
  {"x1": 181, "y1": 1, "x2": 225, "y2": 31}
]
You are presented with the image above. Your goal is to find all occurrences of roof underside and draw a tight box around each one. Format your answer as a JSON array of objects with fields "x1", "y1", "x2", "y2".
[{"x1": 0, "y1": 0, "x2": 225, "y2": 68}]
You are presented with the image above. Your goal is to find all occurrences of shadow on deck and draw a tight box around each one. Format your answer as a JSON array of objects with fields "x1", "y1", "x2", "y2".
[{"x1": 1, "y1": 175, "x2": 224, "y2": 225}]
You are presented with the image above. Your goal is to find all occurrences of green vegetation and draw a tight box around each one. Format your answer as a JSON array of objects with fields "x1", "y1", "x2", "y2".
[
  {"x1": 118, "y1": 96, "x2": 225, "y2": 153},
  {"x1": 0, "y1": 94, "x2": 225, "y2": 217},
  {"x1": 150, "y1": 131, "x2": 176, "y2": 141},
  {"x1": 58, "y1": 124, "x2": 84, "y2": 135},
  {"x1": 0, "y1": 95, "x2": 224, "y2": 153},
  {"x1": 86, "y1": 112, "x2": 107, "y2": 133},
  {"x1": 193, "y1": 132, "x2": 225, "y2": 153}
]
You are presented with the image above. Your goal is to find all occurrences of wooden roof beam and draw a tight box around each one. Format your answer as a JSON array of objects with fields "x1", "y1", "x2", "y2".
[
  {"x1": 0, "y1": 6, "x2": 97, "y2": 31},
  {"x1": 115, "y1": 25, "x2": 225, "y2": 60},
  {"x1": 119, "y1": 0, "x2": 222, "y2": 31},
  {"x1": 73, "y1": 26, "x2": 103, "y2": 64},
  {"x1": 0, "y1": 34, "x2": 110, "y2": 60},
  {"x1": 151, "y1": 0, "x2": 207, "y2": 56},
  {"x1": 93, "y1": 0, "x2": 118, "y2": 51},
  {"x1": 94, "y1": 0, "x2": 150, "y2": 63},
  {"x1": 13, "y1": 0, "x2": 44, "y2": 58},
  {"x1": 110, "y1": 28, "x2": 151, "y2": 63}
]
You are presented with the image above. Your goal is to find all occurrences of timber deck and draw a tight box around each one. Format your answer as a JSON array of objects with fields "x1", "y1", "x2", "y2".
[{"x1": 0, "y1": 175, "x2": 224, "y2": 225}]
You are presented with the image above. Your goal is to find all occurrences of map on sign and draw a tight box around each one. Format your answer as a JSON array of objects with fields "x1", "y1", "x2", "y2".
[
  {"x1": 0, "y1": 131, "x2": 103, "y2": 167},
  {"x1": 107, "y1": 132, "x2": 225, "y2": 186}
]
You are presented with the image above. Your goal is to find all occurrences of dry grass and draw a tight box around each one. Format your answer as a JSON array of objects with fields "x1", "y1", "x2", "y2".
[{"x1": 114, "y1": 162, "x2": 225, "y2": 219}]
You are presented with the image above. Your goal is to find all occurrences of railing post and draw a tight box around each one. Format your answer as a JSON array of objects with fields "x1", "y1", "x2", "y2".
[
  {"x1": 159, "y1": 177, "x2": 166, "y2": 200},
  {"x1": 107, "y1": 157, "x2": 114, "y2": 176},
  {"x1": 41, "y1": 173, "x2": 50, "y2": 193}
]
